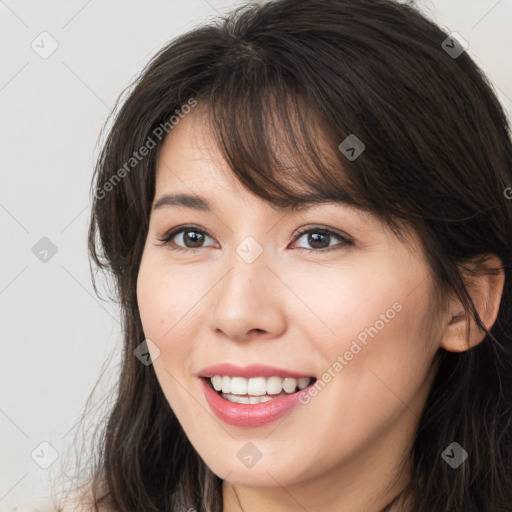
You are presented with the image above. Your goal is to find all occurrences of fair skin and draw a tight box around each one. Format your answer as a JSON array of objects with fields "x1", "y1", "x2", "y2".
[{"x1": 134, "y1": 106, "x2": 504, "y2": 512}]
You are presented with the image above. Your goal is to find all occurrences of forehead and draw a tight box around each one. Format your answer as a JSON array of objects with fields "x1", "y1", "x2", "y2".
[
  {"x1": 150, "y1": 110, "x2": 423, "y2": 257},
  {"x1": 153, "y1": 107, "x2": 387, "y2": 232},
  {"x1": 155, "y1": 99, "x2": 344, "y2": 190},
  {"x1": 155, "y1": 106, "x2": 245, "y2": 192}
]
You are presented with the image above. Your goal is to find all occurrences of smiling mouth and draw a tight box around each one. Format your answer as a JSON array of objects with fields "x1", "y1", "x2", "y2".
[{"x1": 202, "y1": 375, "x2": 317, "y2": 404}]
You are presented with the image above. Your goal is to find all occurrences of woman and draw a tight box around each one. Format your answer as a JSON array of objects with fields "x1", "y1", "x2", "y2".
[{"x1": 62, "y1": 0, "x2": 512, "y2": 510}]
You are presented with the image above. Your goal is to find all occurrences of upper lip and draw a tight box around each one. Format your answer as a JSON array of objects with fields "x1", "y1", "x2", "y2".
[{"x1": 198, "y1": 363, "x2": 315, "y2": 379}]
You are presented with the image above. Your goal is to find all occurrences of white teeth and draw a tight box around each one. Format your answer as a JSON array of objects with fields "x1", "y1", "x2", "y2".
[
  {"x1": 221, "y1": 376, "x2": 231, "y2": 394},
  {"x1": 224, "y1": 392, "x2": 283, "y2": 404},
  {"x1": 211, "y1": 375, "x2": 223, "y2": 391},
  {"x1": 297, "y1": 377, "x2": 310, "y2": 390},
  {"x1": 282, "y1": 378, "x2": 298, "y2": 393},
  {"x1": 230, "y1": 376, "x2": 247, "y2": 395},
  {"x1": 230, "y1": 395, "x2": 250, "y2": 404},
  {"x1": 266, "y1": 376, "x2": 283, "y2": 395},
  {"x1": 209, "y1": 375, "x2": 313, "y2": 396},
  {"x1": 247, "y1": 377, "x2": 267, "y2": 396}
]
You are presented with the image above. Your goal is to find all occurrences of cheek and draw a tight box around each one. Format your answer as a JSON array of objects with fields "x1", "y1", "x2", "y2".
[
  {"x1": 136, "y1": 258, "x2": 202, "y2": 420},
  {"x1": 334, "y1": 282, "x2": 437, "y2": 420},
  {"x1": 291, "y1": 281, "x2": 439, "y2": 474},
  {"x1": 290, "y1": 254, "x2": 438, "y2": 415},
  {"x1": 137, "y1": 256, "x2": 198, "y2": 338},
  {"x1": 136, "y1": 264, "x2": 167, "y2": 341},
  {"x1": 327, "y1": 264, "x2": 438, "y2": 383},
  {"x1": 280, "y1": 255, "x2": 432, "y2": 359},
  {"x1": 136, "y1": 254, "x2": 219, "y2": 376},
  {"x1": 136, "y1": 258, "x2": 183, "y2": 372}
]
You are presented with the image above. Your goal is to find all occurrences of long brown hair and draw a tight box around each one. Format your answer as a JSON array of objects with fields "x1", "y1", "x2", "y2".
[{"x1": 67, "y1": 0, "x2": 512, "y2": 510}]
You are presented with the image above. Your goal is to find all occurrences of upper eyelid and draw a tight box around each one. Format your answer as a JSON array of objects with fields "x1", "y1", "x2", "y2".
[
  {"x1": 293, "y1": 225, "x2": 349, "y2": 239},
  {"x1": 158, "y1": 224, "x2": 351, "y2": 247}
]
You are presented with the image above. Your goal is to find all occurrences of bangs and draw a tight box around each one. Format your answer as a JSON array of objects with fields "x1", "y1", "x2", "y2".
[
  {"x1": 199, "y1": 54, "x2": 406, "y2": 240},
  {"x1": 204, "y1": 62, "x2": 365, "y2": 211}
]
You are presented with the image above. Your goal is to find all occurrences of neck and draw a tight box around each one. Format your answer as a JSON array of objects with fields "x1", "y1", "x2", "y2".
[
  {"x1": 222, "y1": 426, "x2": 410, "y2": 512},
  {"x1": 222, "y1": 410, "x2": 416, "y2": 512},
  {"x1": 220, "y1": 354, "x2": 439, "y2": 512},
  {"x1": 223, "y1": 474, "x2": 412, "y2": 512}
]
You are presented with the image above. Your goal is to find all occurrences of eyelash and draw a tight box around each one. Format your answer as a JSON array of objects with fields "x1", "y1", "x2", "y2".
[{"x1": 156, "y1": 224, "x2": 353, "y2": 254}]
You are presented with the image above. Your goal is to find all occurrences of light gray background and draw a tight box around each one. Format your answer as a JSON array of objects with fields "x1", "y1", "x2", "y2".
[{"x1": 1, "y1": 0, "x2": 511, "y2": 509}]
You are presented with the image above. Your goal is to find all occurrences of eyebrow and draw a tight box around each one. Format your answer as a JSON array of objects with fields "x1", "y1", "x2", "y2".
[
  {"x1": 151, "y1": 192, "x2": 354, "y2": 213},
  {"x1": 153, "y1": 193, "x2": 213, "y2": 212}
]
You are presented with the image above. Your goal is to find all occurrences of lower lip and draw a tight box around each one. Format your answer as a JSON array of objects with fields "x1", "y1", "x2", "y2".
[{"x1": 200, "y1": 377, "x2": 314, "y2": 427}]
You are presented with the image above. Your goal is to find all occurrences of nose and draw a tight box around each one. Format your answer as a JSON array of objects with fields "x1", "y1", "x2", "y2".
[{"x1": 209, "y1": 250, "x2": 287, "y2": 343}]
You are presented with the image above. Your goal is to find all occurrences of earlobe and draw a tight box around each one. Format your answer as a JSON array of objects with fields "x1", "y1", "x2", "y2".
[{"x1": 440, "y1": 254, "x2": 504, "y2": 353}]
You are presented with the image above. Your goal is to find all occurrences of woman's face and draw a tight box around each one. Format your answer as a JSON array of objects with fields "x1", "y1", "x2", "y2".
[{"x1": 136, "y1": 108, "x2": 444, "y2": 493}]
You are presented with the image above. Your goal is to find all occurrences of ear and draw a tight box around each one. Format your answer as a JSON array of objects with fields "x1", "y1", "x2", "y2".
[{"x1": 441, "y1": 253, "x2": 505, "y2": 353}]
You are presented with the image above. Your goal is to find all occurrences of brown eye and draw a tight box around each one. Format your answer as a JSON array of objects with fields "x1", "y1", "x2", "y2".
[
  {"x1": 178, "y1": 230, "x2": 206, "y2": 248},
  {"x1": 157, "y1": 225, "x2": 216, "y2": 252},
  {"x1": 291, "y1": 227, "x2": 353, "y2": 253},
  {"x1": 157, "y1": 224, "x2": 353, "y2": 254}
]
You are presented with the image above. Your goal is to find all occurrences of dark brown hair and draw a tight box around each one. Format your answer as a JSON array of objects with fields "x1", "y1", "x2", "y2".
[{"x1": 67, "y1": 0, "x2": 512, "y2": 510}]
